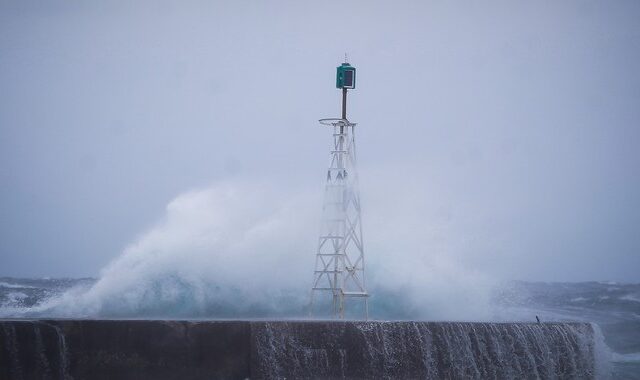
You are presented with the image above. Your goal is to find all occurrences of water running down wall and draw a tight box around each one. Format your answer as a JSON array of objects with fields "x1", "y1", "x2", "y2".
[{"x1": 0, "y1": 320, "x2": 597, "y2": 379}]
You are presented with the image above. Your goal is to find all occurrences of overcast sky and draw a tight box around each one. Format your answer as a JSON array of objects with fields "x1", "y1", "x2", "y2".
[{"x1": 1, "y1": 1, "x2": 639, "y2": 282}]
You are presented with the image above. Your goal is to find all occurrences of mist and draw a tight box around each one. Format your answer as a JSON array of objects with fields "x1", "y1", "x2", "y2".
[
  {"x1": 26, "y1": 178, "x2": 491, "y2": 320},
  {"x1": 1, "y1": 0, "x2": 639, "y2": 287}
]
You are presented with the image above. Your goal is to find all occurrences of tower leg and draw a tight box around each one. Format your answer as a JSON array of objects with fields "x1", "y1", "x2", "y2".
[
  {"x1": 364, "y1": 298, "x2": 369, "y2": 321},
  {"x1": 308, "y1": 289, "x2": 315, "y2": 317}
]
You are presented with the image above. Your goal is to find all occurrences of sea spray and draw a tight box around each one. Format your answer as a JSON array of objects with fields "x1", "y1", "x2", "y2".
[
  {"x1": 9, "y1": 180, "x2": 495, "y2": 320},
  {"x1": 592, "y1": 322, "x2": 613, "y2": 379}
]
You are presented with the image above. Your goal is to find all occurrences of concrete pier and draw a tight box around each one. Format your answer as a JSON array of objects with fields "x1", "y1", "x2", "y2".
[{"x1": 0, "y1": 320, "x2": 596, "y2": 379}]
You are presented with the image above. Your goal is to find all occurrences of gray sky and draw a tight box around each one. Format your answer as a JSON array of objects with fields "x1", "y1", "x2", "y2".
[{"x1": 1, "y1": 1, "x2": 639, "y2": 282}]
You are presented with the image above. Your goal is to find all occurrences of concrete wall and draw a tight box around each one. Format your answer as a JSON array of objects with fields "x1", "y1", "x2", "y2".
[{"x1": 0, "y1": 320, "x2": 596, "y2": 379}]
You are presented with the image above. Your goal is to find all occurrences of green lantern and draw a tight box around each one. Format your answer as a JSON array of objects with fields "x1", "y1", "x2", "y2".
[{"x1": 336, "y1": 63, "x2": 356, "y2": 89}]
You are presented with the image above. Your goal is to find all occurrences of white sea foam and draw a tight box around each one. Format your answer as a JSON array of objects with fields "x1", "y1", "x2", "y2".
[
  {"x1": 31, "y1": 179, "x2": 494, "y2": 320},
  {"x1": 0, "y1": 282, "x2": 35, "y2": 289},
  {"x1": 620, "y1": 294, "x2": 640, "y2": 303},
  {"x1": 592, "y1": 323, "x2": 613, "y2": 379},
  {"x1": 611, "y1": 352, "x2": 640, "y2": 363},
  {"x1": 7, "y1": 292, "x2": 28, "y2": 301}
]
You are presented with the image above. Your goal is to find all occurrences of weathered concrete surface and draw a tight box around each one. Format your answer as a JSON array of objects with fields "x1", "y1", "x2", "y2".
[
  {"x1": 1, "y1": 320, "x2": 250, "y2": 380},
  {"x1": 0, "y1": 320, "x2": 596, "y2": 380}
]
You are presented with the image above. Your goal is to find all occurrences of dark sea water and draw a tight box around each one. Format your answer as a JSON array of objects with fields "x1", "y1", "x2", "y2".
[{"x1": 1, "y1": 278, "x2": 639, "y2": 379}]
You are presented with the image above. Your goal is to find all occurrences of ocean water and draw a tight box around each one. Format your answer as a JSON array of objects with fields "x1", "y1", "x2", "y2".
[{"x1": 1, "y1": 277, "x2": 639, "y2": 379}]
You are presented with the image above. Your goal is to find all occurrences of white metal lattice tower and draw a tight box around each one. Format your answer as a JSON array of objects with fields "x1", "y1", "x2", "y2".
[{"x1": 310, "y1": 61, "x2": 369, "y2": 319}]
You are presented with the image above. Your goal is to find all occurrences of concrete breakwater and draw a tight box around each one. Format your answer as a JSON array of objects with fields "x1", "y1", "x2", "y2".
[{"x1": 0, "y1": 320, "x2": 597, "y2": 379}]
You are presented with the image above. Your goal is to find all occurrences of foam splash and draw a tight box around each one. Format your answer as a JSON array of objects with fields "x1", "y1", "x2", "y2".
[
  {"x1": 611, "y1": 352, "x2": 640, "y2": 363},
  {"x1": 592, "y1": 323, "x2": 613, "y2": 379},
  {"x1": 0, "y1": 282, "x2": 36, "y2": 289},
  {"x1": 14, "y1": 179, "x2": 495, "y2": 320}
]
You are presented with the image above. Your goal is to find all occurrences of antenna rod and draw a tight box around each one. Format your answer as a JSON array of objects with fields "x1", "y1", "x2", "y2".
[{"x1": 341, "y1": 88, "x2": 347, "y2": 132}]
